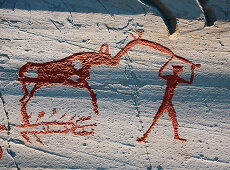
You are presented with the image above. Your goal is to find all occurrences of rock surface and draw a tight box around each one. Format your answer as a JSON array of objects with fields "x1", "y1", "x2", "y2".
[{"x1": 0, "y1": 0, "x2": 229, "y2": 169}]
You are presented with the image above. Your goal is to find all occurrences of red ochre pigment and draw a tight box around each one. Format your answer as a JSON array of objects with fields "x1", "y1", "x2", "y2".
[
  {"x1": 0, "y1": 125, "x2": 7, "y2": 131},
  {"x1": 36, "y1": 111, "x2": 45, "y2": 123},
  {"x1": 0, "y1": 125, "x2": 7, "y2": 161},
  {"x1": 17, "y1": 114, "x2": 96, "y2": 145},
  {"x1": 59, "y1": 113, "x2": 67, "y2": 119},
  {"x1": 52, "y1": 108, "x2": 57, "y2": 116},
  {"x1": 69, "y1": 114, "x2": 77, "y2": 121},
  {"x1": 0, "y1": 146, "x2": 2, "y2": 161}
]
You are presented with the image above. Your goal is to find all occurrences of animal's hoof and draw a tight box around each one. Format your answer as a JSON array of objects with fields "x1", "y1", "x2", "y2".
[
  {"x1": 174, "y1": 136, "x2": 187, "y2": 142},
  {"x1": 136, "y1": 137, "x2": 145, "y2": 143}
]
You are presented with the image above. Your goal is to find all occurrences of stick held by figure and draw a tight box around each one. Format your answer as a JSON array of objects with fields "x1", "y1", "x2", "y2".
[{"x1": 137, "y1": 55, "x2": 200, "y2": 143}]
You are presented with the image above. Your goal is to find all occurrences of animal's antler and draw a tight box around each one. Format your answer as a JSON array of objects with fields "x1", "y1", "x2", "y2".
[{"x1": 130, "y1": 30, "x2": 144, "y2": 40}]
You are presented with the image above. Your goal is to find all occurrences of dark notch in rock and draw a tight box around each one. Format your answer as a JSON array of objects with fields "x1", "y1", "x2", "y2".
[
  {"x1": 196, "y1": 0, "x2": 216, "y2": 26},
  {"x1": 138, "y1": 0, "x2": 177, "y2": 35}
]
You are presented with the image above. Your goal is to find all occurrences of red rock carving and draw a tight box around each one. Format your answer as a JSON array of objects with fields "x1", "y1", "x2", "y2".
[
  {"x1": 18, "y1": 30, "x2": 200, "y2": 126},
  {"x1": 0, "y1": 125, "x2": 7, "y2": 131},
  {"x1": 0, "y1": 146, "x2": 2, "y2": 161},
  {"x1": 0, "y1": 124, "x2": 7, "y2": 161},
  {"x1": 17, "y1": 115, "x2": 96, "y2": 145},
  {"x1": 137, "y1": 56, "x2": 200, "y2": 143}
]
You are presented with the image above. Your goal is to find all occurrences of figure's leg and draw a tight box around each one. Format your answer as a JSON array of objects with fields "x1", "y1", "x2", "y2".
[
  {"x1": 168, "y1": 106, "x2": 187, "y2": 142},
  {"x1": 137, "y1": 105, "x2": 165, "y2": 143}
]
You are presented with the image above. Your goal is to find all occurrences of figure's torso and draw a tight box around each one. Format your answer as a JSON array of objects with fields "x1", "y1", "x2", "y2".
[{"x1": 162, "y1": 75, "x2": 180, "y2": 105}]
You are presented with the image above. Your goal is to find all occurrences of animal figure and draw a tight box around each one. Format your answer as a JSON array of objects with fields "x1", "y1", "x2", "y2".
[
  {"x1": 18, "y1": 44, "x2": 114, "y2": 125},
  {"x1": 18, "y1": 30, "x2": 200, "y2": 126}
]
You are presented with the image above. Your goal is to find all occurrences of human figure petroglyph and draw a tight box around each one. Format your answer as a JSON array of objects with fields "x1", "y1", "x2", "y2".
[
  {"x1": 18, "y1": 30, "x2": 200, "y2": 126},
  {"x1": 137, "y1": 56, "x2": 200, "y2": 143}
]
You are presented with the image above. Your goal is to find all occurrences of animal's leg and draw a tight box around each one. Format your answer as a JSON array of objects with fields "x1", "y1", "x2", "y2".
[
  {"x1": 66, "y1": 79, "x2": 99, "y2": 115},
  {"x1": 168, "y1": 106, "x2": 187, "y2": 142},
  {"x1": 84, "y1": 83, "x2": 98, "y2": 115},
  {"x1": 20, "y1": 82, "x2": 30, "y2": 125},
  {"x1": 20, "y1": 83, "x2": 43, "y2": 125},
  {"x1": 19, "y1": 82, "x2": 29, "y2": 104},
  {"x1": 24, "y1": 83, "x2": 43, "y2": 105},
  {"x1": 137, "y1": 105, "x2": 165, "y2": 143}
]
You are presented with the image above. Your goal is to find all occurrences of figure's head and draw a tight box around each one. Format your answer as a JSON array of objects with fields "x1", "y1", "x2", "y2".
[{"x1": 172, "y1": 66, "x2": 183, "y2": 75}]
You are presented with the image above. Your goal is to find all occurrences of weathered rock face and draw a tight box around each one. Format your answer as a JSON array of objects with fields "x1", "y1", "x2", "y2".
[
  {"x1": 1, "y1": 0, "x2": 229, "y2": 34},
  {"x1": 0, "y1": 0, "x2": 229, "y2": 169}
]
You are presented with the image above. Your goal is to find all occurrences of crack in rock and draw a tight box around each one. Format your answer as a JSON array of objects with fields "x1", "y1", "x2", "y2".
[{"x1": 0, "y1": 91, "x2": 20, "y2": 170}]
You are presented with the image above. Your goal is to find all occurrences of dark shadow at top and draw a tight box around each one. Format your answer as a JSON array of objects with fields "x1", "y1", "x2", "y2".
[
  {"x1": 0, "y1": 0, "x2": 149, "y2": 15},
  {"x1": 0, "y1": 0, "x2": 228, "y2": 21},
  {"x1": 0, "y1": 0, "x2": 229, "y2": 35}
]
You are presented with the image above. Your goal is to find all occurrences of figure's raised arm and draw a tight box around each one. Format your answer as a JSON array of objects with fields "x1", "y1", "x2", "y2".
[
  {"x1": 178, "y1": 65, "x2": 196, "y2": 84},
  {"x1": 188, "y1": 64, "x2": 195, "y2": 84}
]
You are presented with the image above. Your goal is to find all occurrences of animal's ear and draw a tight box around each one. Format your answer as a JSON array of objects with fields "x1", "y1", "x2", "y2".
[{"x1": 99, "y1": 44, "x2": 109, "y2": 54}]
